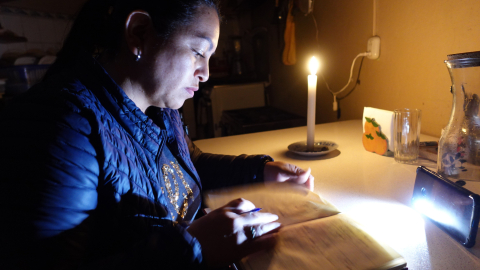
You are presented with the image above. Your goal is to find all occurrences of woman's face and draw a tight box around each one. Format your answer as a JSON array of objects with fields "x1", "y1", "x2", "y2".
[{"x1": 141, "y1": 6, "x2": 220, "y2": 109}]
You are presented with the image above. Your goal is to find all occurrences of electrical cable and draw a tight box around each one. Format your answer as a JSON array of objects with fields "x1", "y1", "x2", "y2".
[
  {"x1": 312, "y1": 12, "x2": 319, "y2": 47},
  {"x1": 320, "y1": 52, "x2": 368, "y2": 110},
  {"x1": 320, "y1": 52, "x2": 368, "y2": 97},
  {"x1": 373, "y1": 0, "x2": 377, "y2": 36},
  {"x1": 311, "y1": 10, "x2": 370, "y2": 112},
  {"x1": 334, "y1": 57, "x2": 365, "y2": 120},
  {"x1": 333, "y1": 56, "x2": 364, "y2": 120},
  {"x1": 337, "y1": 56, "x2": 365, "y2": 101}
]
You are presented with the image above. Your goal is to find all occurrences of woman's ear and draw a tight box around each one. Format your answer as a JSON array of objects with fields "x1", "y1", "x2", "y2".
[{"x1": 124, "y1": 11, "x2": 152, "y2": 59}]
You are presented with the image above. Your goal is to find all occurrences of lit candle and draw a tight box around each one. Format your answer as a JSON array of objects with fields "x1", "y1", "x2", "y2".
[{"x1": 307, "y1": 57, "x2": 319, "y2": 151}]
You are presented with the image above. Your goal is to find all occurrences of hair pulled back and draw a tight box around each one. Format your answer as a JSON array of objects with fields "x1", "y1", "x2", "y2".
[{"x1": 48, "y1": 0, "x2": 220, "y2": 77}]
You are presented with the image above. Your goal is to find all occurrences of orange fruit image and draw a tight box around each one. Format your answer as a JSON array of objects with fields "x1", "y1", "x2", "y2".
[{"x1": 362, "y1": 117, "x2": 388, "y2": 156}]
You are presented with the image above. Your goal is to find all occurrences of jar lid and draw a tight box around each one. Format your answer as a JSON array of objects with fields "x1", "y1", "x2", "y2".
[
  {"x1": 446, "y1": 51, "x2": 480, "y2": 68},
  {"x1": 447, "y1": 51, "x2": 480, "y2": 60}
]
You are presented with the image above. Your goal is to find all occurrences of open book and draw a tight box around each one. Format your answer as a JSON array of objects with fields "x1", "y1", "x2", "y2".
[{"x1": 204, "y1": 183, "x2": 407, "y2": 270}]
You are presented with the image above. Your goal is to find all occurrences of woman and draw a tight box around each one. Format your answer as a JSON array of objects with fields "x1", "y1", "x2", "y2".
[{"x1": 0, "y1": 0, "x2": 313, "y2": 269}]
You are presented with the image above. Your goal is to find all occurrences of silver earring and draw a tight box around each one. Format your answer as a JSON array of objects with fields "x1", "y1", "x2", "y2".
[{"x1": 136, "y1": 47, "x2": 141, "y2": 61}]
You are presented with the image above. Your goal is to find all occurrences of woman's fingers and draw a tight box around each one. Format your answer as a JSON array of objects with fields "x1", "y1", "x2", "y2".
[
  {"x1": 228, "y1": 216, "x2": 280, "y2": 244},
  {"x1": 305, "y1": 174, "x2": 314, "y2": 191},
  {"x1": 240, "y1": 212, "x2": 279, "y2": 226},
  {"x1": 229, "y1": 212, "x2": 279, "y2": 237},
  {"x1": 212, "y1": 198, "x2": 280, "y2": 237},
  {"x1": 255, "y1": 222, "x2": 281, "y2": 237},
  {"x1": 223, "y1": 198, "x2": 256, "y2": 213},
  {"x1": 264, "y1": 161, "x2": 314, "y2": 190},
  {"x1": 295, "y1": 167, "x2": 310, "y2": 182},
  {"x1": 188, "y1": 200, "x2": 282, "y2": 268},
  {"x1": 287, "y1": 166, "x2": 314, "y2": 191},
  {"x1": 234, "y1": 213, "x2": 279, "y2": 245}
]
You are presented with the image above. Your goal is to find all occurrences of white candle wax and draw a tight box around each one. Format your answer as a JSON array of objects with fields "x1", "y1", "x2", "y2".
[{"x1": 307, "y1": 74, "x2": 317, "y2": 151}]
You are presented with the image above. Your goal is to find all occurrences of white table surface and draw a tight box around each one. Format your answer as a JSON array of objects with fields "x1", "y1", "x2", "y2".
[{"x1": 194, "y1": 120, "x2": 480, "y2": 270}]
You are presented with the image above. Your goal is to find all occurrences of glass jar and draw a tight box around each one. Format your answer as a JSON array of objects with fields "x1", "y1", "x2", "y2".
[{"x1": 438, "y1": 51, "x2": 480, "y2": 181}]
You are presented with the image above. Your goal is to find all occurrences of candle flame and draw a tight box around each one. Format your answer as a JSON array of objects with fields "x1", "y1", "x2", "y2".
[{"x1": 309, "y1": 56, "x2": 319, "y2": 75}]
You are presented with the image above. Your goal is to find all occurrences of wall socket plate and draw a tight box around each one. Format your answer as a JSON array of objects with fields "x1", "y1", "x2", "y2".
[{"x1": 367, "y1": 36, "x2": 381, "y2": 60}]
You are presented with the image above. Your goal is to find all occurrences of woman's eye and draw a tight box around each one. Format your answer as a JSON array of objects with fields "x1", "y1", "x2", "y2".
[{"x1": 193, "y1": 49, "x2": 205, "y2": 58}]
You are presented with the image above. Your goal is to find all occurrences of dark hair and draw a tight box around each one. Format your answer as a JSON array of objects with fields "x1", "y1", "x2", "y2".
[{"x1": 46, "y1": 0, "x2": 220, "y2": 77}]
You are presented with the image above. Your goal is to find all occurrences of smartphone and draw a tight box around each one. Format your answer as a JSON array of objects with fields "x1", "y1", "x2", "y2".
[{"x1": 412, "y1": 166, "x2": 480, "y2": 248}]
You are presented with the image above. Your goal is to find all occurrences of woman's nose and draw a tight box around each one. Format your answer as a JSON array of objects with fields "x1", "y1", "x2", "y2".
[{"x1": 196, "y1": 62, "x2": 209, "y2": 82}]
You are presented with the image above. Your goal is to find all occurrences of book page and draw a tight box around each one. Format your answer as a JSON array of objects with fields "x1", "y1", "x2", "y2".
[
  {"x1": 241, "y1": 214, "x2": 406, "y2": 270},
  {"x1": 204, "y1": 183, "x2": 339, "y2": 226}
]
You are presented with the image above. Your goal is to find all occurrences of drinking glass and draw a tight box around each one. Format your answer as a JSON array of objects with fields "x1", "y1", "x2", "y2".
[{"x1": 393, "y1": 109, "x2": 422, "y2": 164}]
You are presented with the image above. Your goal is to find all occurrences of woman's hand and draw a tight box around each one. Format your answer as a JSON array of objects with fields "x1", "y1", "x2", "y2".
[
  {"x1": 187, "y1": 198, "x2": 280, "y2": 268},
  {"x1": 264, "y1": 161, "x2": 314, "y2": 191}
]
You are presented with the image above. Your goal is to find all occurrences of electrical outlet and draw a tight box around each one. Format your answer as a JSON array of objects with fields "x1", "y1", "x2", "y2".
[{"x1": 367, "y1": 36, "x2": 381, "y2": 60}]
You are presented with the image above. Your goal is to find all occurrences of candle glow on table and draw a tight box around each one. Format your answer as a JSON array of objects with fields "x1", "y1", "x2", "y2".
[{"x1": 307, "y1": 56, "x2": 319, "y2": 151}]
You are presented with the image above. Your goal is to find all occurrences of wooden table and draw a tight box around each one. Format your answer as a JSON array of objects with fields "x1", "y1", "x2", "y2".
[{"x1": 194, "y1": 120, "x2": 480, "y2": 270}]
